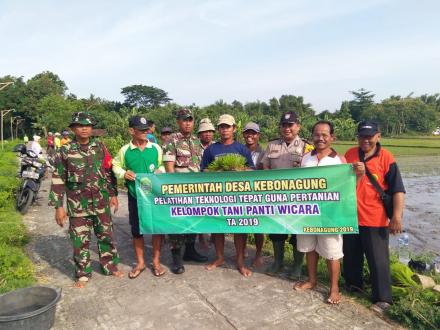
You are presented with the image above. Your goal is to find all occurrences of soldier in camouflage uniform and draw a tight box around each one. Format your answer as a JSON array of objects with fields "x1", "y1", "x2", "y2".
[
  {"x1": 163, "y1": 108, "x2": 208, "y2": 274},
  {"x1": 49, "y1": 112, "x2": 123, "y2": 288},
  {"x1": 261, "y1": 111, "x2": 314, "y2": 277}
]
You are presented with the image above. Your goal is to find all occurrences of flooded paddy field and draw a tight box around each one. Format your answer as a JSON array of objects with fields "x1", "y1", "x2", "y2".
[{"x1": 390, "y1": 155, "x2": 440, "y2": 255}]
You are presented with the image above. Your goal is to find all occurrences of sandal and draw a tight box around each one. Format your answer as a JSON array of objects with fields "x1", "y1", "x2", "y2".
[
  {"x1": 128, "y1": 266, "x2": 146, "y2": 279},
  {"x1": 152, "y1": 265, "x2": 166, "y2": 277}
]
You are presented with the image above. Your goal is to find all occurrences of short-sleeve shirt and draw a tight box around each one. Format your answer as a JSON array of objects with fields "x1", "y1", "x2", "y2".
[
  {"x1": 200, "y1": 141, "x2": 255, "y2": 171},
  {"x1": 345, "y1": 143, "x2": 405, "y2": 227},
  {"x1": 261, "y1": 136, "x2": 313, "y2": 169},
  {"x1": 112, "y1": 141, "x2": 164, "y2": 198},
  {"x1": 301, "y1": 148, "x2": 346, "y2": 168},
  {"x1": 163, "y1": 132, "x2": 202, "y2": 172}
]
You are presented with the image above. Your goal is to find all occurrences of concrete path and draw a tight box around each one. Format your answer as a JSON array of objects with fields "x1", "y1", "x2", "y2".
[{"x1": 23, "y1": 178, "x2": 399, "y2": 330}]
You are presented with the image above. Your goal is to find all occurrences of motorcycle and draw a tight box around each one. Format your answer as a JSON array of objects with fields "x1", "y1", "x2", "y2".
[{"x1": 14, "y1": 144, "x2": 49, "y2": 214}]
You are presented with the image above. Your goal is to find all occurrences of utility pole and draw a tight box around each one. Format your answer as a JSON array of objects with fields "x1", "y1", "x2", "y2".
[
  {"x1": 1, "y1": 109, "x2": 14, "y2": 149},
  {"x1": 1, "y1": 82, "x2": 15, "y2": 148}
]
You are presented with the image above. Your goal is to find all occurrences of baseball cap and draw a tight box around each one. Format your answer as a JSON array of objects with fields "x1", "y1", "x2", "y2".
[
  {"x1": 69, "y1": 112, "x2": 96, "y2": 127},
  {"x1": 160, "y1": 127, "x2": 173, "y2": 134},
  {"x1": 129, "y1": 115, "x2": 149, "y2": 130},
  {"x1": 357, "y1": 120, "x2": 379, "y2": 136},
  {"x1": 176, "y1": 108, "x2": 193, "y2": 120},
  {"x1": 198, "y1": 118, "x2": 215, "y2": 133},
  {"x1": 243, "y1": 122, "x2": 260, "y2": 133},
  {"x1": 217, "y1": 114, "x2": 235, "y2": 126},
  {"x1": 280, "y1": 111, "x2": 299, "y2": 125}
]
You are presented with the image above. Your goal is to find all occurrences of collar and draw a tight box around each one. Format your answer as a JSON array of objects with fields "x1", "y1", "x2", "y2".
[
  {"x1": 129, "y1": 140, "x2": 153, "y2": 150},
  {"x1": 256, "y1": 144, "x2": 264, "y2": 153},
  {"x1": 311, "y1": 148, "x2": 337, "y2": 158},
  {"x1": 175, "y1": 132, "x2": 196, "y2": 141},
  {"x1": 71, "y1": 138, "x2": 97, "y2": 149}
]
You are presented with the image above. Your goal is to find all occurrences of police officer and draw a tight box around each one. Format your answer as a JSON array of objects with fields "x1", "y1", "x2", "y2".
[
  {"x1": 261, "y1": 111, "x2": 314, "y2": 276},
  {"x1": 163, "y1": 108, "x2": 208, "y2": 274},
  {"x1": 49, "y1": 112, "x2": 123, "y2": 288}
]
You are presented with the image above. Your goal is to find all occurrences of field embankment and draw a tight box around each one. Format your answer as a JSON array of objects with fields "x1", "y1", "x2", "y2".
[{"x1": 0, "y1": 142, "x2": 35, "y2": 293}]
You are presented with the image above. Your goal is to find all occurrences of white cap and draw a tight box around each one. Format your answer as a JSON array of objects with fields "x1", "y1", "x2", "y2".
[
  {"x1": 198, "y1": 118, "x2": 215, "y2": 133},
  {"x1": 217, "y1": 114, "x2": 235, "y2": 126},
  {"x1": 33, "y1": 135, "x2": 41, "y2": 141}
]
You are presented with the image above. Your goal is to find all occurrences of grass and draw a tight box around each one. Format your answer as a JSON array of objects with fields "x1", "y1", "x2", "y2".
[
  {"x1": 0, "y1": 142, "x2": 35, "y2": 294},
  {"x1": 333, "y1": 137, "x2": 440, "y2": 156},
  {"x1": 246, "y1": 236, "x2": 440, "y2": 329}
]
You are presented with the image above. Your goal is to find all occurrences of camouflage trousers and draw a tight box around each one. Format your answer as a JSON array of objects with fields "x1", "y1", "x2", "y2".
[
  {"x1": 69, "y1": 213, "x2": 120, "y2": 278},
  {"x1": 168, "y1": 234, "x2": 196, "y2": 249}
]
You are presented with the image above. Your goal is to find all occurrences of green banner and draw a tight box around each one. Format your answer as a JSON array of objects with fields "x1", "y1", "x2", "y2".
[{"x1": 135, "y1": 164, "x2": 359, "y2": 234}]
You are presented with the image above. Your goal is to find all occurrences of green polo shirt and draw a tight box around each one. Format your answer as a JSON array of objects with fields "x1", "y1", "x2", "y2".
[{"x1": 112, "y1": 141, "x2": 164, "y2": 198}]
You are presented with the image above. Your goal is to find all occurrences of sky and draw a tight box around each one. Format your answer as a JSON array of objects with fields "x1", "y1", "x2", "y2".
[{"x1": 1, "y1": 0, "x2": 439, "y2": 112}]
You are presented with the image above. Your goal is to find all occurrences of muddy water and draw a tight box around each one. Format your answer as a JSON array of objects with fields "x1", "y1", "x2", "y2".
[{"x1": 389, "y1": 155, "x2": 440, "y2": 255}]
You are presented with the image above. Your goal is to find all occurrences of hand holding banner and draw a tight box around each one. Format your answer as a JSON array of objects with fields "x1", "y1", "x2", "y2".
[{"x1": 136, "y1": 164, "x2": 358, "y2": 234}]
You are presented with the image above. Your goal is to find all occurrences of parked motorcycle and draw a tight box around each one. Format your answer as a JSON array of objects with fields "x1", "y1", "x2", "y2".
[{"x1": 14, "y1": 144, "x2": 49, "y2": 214}]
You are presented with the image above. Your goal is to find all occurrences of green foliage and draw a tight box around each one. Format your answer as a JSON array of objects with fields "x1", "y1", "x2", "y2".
[
  {"x1": 390, "y1": 262, "x2": 419, "y2": 288},
  {"x1": 387, "y1": 287, "x2": 440, "y2": 330},
  {"x1": 0, "y1": 206, "x2": 29, "y2": 247},
  {"x1": 1, "y1": 71, "x2": 439, "y2": 148},
  {"x1": 102, "y1": 135, "x2": 129, "y2": 157},
  {"x1": 0, "y1": 149, "x2": 35, "y2": 293},
  {"x1": 0, "y1": 244, "x2": 34, "y2": 294},
  {"x1": 207, "y1": 154, "x2": 248, "y2": 171},
  {"x1": 349, "y1": 88, "x2": 375, "y2": 122},
  {"x1": 35, "y1": 94, "x2": 81, "y2": 134},
  {"x1": 121, "y1": 84, "x2": 172, "y2": 108}
]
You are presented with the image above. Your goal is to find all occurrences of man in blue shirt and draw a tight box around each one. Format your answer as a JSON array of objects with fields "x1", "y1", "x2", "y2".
[{"x1": 202, "y1": 114, "x2": 255, "y2": 277}]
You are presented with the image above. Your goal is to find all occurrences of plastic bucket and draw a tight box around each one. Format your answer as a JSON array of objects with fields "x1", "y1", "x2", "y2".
[{"x1": 0, "y1": 286, "x2": 61, "y2": 330}]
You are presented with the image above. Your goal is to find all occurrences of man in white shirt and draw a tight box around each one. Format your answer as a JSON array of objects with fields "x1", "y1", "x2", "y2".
[{"x1": 294, "y1": 120, "x2": 346, "y2": 304}]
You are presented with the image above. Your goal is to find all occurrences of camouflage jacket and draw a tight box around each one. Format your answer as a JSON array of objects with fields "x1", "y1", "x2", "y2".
[
  {"x1": 49, "y1": 138, "x2": 117, "y2": 217},
  {"x1": 162, "y1": 132, "x2": 202, "y2": 172}
]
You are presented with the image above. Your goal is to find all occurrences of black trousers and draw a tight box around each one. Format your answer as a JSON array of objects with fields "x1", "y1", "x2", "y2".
[
  {"x1": 269, "y1": 234, "x2": 297, "y2": 246},
  {"x1": 343, "y1": 226, "x2": 392, "y2": 304}
]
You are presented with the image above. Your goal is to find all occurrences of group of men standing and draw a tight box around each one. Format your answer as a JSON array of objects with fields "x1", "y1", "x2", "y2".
[{"x1": 49, "y1": 108, "x2": 405, "y2": 312}]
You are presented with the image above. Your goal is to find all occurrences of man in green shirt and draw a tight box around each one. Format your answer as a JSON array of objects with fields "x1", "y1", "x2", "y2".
[{"x1": 113, "y1": 115, "x2": 166, "y2": 278}]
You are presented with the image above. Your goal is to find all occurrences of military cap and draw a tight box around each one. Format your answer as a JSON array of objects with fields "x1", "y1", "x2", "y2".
[
  {"x1": 176, "y1": 108, "x2": 193, "y2": 120},
  {"x1": 69, "y1": 112, "x2": 96, "y2": 127},
  {"x1": 280, "y1": 111, "x2": 299, "y2": 125}
]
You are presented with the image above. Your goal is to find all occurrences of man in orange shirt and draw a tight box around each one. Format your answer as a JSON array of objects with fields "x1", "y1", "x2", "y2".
[{"x1": 344, "y1": 120, "x2": 405, "y2": 313}]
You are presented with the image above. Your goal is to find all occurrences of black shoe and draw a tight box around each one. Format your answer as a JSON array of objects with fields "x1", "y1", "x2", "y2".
[
  {"x1": 171, "y1": 248, "x2": 185, "y2": 274},
  {"x1": 171, "y1": 265, "x2": 185, "y2": 274},
  {"x1": 183, "y1": 243, "x2": 208, "y2": 262}
]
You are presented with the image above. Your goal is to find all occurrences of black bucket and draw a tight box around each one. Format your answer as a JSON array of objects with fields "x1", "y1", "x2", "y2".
[{"x1": 0, "y1": 286, "x2": 61, "y2": 330}]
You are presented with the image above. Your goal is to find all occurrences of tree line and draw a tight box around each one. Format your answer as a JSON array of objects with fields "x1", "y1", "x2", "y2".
[{"x1": 1, "y1": 71, "x2": 439, "y2": 146}]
